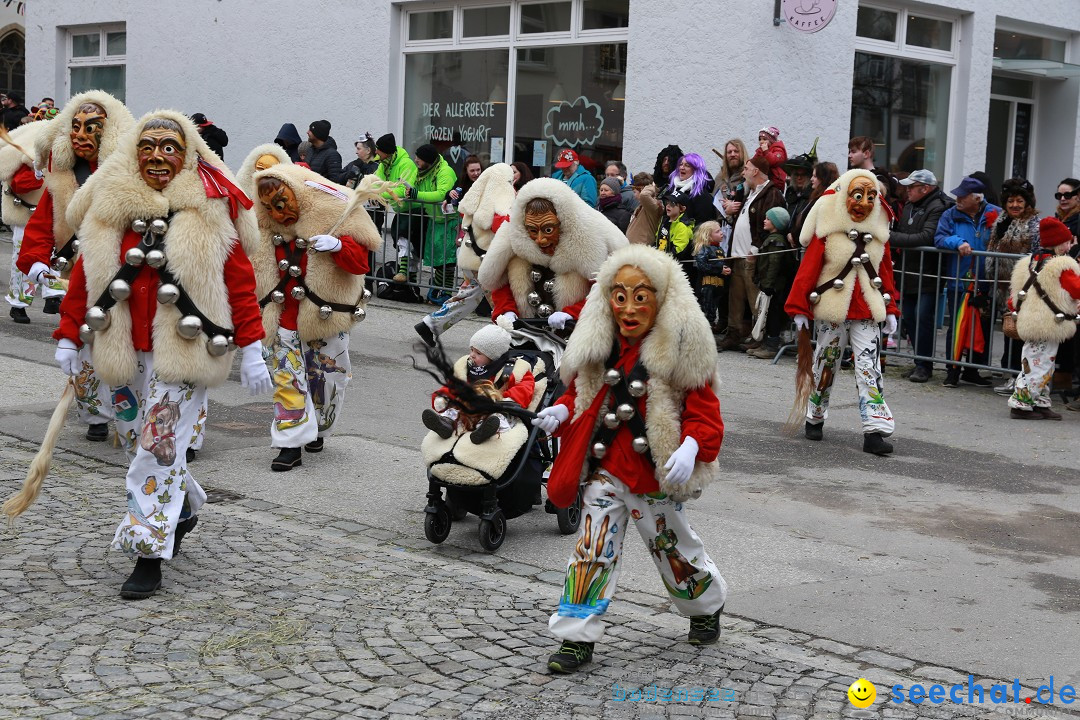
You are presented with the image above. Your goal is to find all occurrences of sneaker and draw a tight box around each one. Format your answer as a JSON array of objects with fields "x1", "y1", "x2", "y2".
[
  {"x1": 86, "y1": 423, "x2": 109, "y2": 442},
  {"x1": 9, "y1": 307, "x2": 29, "y2": 324},
  {"x1": 305, "y1": 438, "x2": 324, "y2": 453},
  {"x1": 942, "y1": 370, "x2": 960, "y2": 388},
  {"x1": 994, "y1": 378, "x2": 1016, "y2": 396},
  {"x1": 173, "y1": 516, "x2": 198, "y2": 555},
  {"x1": 119, "y1": 558, "x2": 162, "y2": 599},
  {"x1": 885, "y1": 336, "x2": 898, "y2": 350},
  {"x1": 547, "y1": 640, "x2": 594, "y2": 673},
  {"x1": 422, "y1": 409, "x2": 454, "y2": 439},
  {"x1": 749, "y1": 345, "x2": 777, "y2": 360},
  {"x1": 739, "y1": 339, "x2": 761, "y2": 352},
  {"x1": 1033, "y1": 406, "x2": 1062, "y2": 421},
  {"x1": 469, "y1": 415, "x2": 500, "y2": 444},
  {"x1": 804, "y1": 422, "x2": 823, "y2": 441},
  {"x1": 908, "y1": 366, "x2": 931, "y2": 383},
  {"x1": 688, "y1": 606, "x2": 724, "y2": 645},
  {"x1": 414, "y1": 321, "x2": 436, "y2": 348},
  {"x1": 271, "y1": 447, "x2": 302, "y2": 471},
  {"x1": 392, "y1": 272, "x2": 407, "y2": 283},
  {"x1": 960, "y1": 371, "x2": 992, "y2": 387},
  {"x1": 1010, "y1": 407, "x2": 1041, "y2": 420},
  {"x1": 863, "y1": 432, "x2": 894, "y2": 456},
  {"x1": 43, "y1": 297, "x2": 61, "y2": 315}
]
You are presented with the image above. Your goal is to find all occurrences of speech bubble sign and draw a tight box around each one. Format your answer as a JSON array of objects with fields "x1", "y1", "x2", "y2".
[{"x1": 544, "y1": 96, "x2": 604, "y2": 149}]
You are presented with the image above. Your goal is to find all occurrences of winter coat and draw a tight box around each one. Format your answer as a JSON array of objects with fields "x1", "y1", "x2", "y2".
[
  {"x1": 199, "y1": 124, "x2": 229, "y2": 160},
  {"x1": 413, "y1": 156, "x2": 460, "y2": 266},
  {"x1": 986, "y1": 212, "x2": 1040, "y2": 289},
  {"x1": 619, "y1": 185, "x2": 639, "y2": 212},
  {"x1": 599, "y1": 197, "x2": 631, "y2": 233},
  {"x1": 275, "y1": 124, "x2": 302, "y2": 163},
  {"x1": 656, "y1": 212, "x2": 694, "y2": 263},
  {"x1": 753, "y1": 232, "x2": 797, "y2": 294},
  {"x1": 694, "y1": 244, "x2": 725, "y2": 278},
  {"x1": 753, "y1": 140, "x2": 787, "y2": 190},
  {"x1": 626, "y1": 184, "x2": 662, "y2": 245},
  {"x1": 889, "y1": 187, "x2": 951, "y2": 295},
  {"x1": 306, "y1": 137, "x2": 344, "y2": 183},
  {"x1": 342, "y1": 158, "x2": 379, "y2": 186},
  {"x1": 552, "y1": 163, "x2": 598, "y2": 208},
  {"x1": 934, "y1": 200, "x2": 1003, "y2": 292},
  {"x1": 2, "y1": 104, "x2": 29, "y2": 131},
  {"x1": 743, "y1": 181, "x2": 785, "y2": 251},
  {"x1": 374, "y1": 146, "x2": 418, "y2": 211}
]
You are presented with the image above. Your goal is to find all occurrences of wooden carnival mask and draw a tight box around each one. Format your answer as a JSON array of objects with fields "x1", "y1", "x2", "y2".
[
  {"x1": 609, "y1": 265, "x2": 657, "y2": 342},
  {"x1": 137, "y1": 124, "x2": 187, "y2": 191},
  {"x1": 257, "y1": 179, "x2": 300, "y2": 226},
  {"x1": 524, "y1": 208, "x2": 561, "y2": 256},
  {"x1": 70, "y1": 102, "x2": 107, "y2": 162},
  {"x1": 846, "y1": 176, "x2": 878, "y2": 223}
]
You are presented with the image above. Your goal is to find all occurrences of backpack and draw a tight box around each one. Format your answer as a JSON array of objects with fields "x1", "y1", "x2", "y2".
[{"x1": 366, "y1": 261, "x2": 421, "y2": 303}]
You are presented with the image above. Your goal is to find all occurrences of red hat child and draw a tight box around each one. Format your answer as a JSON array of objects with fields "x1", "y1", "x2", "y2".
[{"x1": 1039, "y1": 217, "x2": 1074, "y2": 249}]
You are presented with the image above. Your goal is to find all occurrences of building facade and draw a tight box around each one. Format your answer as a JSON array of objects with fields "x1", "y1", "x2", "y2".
[{"x1": 24, "y1": 0, "x2": 1080, "y2": 201}]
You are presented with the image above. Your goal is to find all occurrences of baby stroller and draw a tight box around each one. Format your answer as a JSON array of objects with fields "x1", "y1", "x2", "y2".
[{"x1": 421, "y1": 319, "x2": 582, "y2": 551}]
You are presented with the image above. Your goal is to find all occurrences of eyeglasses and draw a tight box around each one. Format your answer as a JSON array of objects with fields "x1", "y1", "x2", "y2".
[{"x1": 1055, "y1": 190, "x2": 1079, "y2": 200}]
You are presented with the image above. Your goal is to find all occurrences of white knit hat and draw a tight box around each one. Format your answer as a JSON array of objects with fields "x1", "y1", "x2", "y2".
[{"x1": 470, "y1": 324, "x2": 511, "y2": 360}]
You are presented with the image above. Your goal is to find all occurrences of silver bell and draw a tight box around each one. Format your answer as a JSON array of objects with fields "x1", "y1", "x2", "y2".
[
  {"x1": 78, "y1": 324, "x2": 95, "y2": 345},
  {"x1": 847, "y1": 229, "x2": 860, "y2": 241},
  {"x1": 125, "y1": 247, "x2": 145, "y2": 266},
  {"x1": 591, "y1": 442, "x2": 607, "y2": 460},
  {"x1": 271, "y1": 290, "x2": 285, "y2": 304},
  {"x1": 362, "y1": 288, "x2": 372, "y2": 301},
  {"x1": 603, "y1": 412, "x2": 619, "y2": 429},
  {"x1": 809, "y1": 291, "x2": 820, "y2": 305},
  {"x1": 872, "y1": 276, "x2": 883, "y2": 289},
  {"x1": 352, "y1": 306, "x2": 366, "y2": 321},
  {"x1": 72, "y1": 239, "x2": 81, "y2": 253},
  {"x1": 290, "y1": 286, "x2": 306, "y2": 300},
  {"x1": 131, "y1": 218, "x2": 148, "y2": 234},
  {"x1": 604, "y1": 368, "x2": 621, "y2": 385},
  {"x1": 1017, "y1": 290, "x2": 1027, "y2": 299},
  {"x1": 288, "y1": 265, "x2": 302, "y2": 278},
  {"x1": 851, "y1": 256, "x2": 863, "y2": 266},
  {"x1": 145, "y1": 249, "x2": 166, "y2": 269},
  {"x1": 149, "y1": 218, "x2": 168, "y2": 236},
  {"x1": 85, "y1": 305, "x2": 110, "y2": 331},
  {"x1": 526, "y1": 291, "x2": 541, "y2": 307},
  {"x1": 176, "y1": 315, "x2": 203, "y2": 339},
  {"x1": 318, "y1": 305, "x2": 333, "y2": 319},
  {"x1": 862, "y1": 234, "x2": 873, "y2": 244},
  {"x1": 628, "y1": 379, "x2": 647, "y2": 398},
  {"x1": 108, "y1": 279, "x2": 131, "y2": 301},
  {"x1": 860, "y1": 253, "x2": 870, "y2": 264},
  {"x1": 294, "y1": 237, "x2": 308, "y2": 249},
  {"x1": 52, "y1": 256, "x2": 69, "y2": 271},
  {"x1": 156, "y1": 283, "x2": 180, "y2": 305},
  {"x1": 206, "y1": 334, "x2": 230, "y2": 357},
  {"x1": 227, "y1": 336, "x2": 237, "y2": 351},
  {"x1": 882, "y1": 293, "x2": 891, "y2": 304},
  {"x1": 631, "y1": 436, "x2": 650, "y2": 454},
  {"x1": 543, "y1": 279, "x2": 556, "y2": 294},
  {"x1": 832, "y1": 278, "x2": 845, "y2": 290},
  {"x1": 530, "y1": 270, "x2": 542, "y2": 283},
  {"x1": 1055, "y1": 312, "x2": 1066, "y2": 322},
  {"x1": 537, "y1": 304, "x2": 553, "y2": 318},
  {"x1": 272, "y1": 234, "x2": 285, "y2": 246},
  {"x1": 616, "y1": 403, "x2": 635, "y2": 421},
  {"x1": 277, "y1": 258, "x2": 290, "y2": 272}
]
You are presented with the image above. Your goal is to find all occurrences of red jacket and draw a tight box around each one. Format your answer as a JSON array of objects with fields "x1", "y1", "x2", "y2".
[
  {"x1": 10, "y1": 164, "x2": 43, "y2": 197},
  {"x1": 274, "y1": 236, "x2": 370, "y2": 331},
  {"x1": 433, "y1": 367, "x2": 536, "y2": 411},
  {"x1": 754, "y1": 140, "x2": 788, "y2": 191},
  {"x1": 17, "y1": 160, "x2": 98, "y2": 275},
  {"x1": 55, "y1": 228, "x2": 265, "y2": 351},
  {"x1": 785, "y1": 234, "x2": 900, "y2": 321}
]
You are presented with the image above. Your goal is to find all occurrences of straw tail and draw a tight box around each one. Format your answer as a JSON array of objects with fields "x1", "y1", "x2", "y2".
[
  {"x1": 323, "y1": 175, "x2": 398, "y2": 237},
  {"x1": 2, "y1": 381, "x2": 76, "y2": 522},
  {"x1": 0, "y1": 124, "x2": 30, "y2": 159},
  {"x1": 784, "y1": 327, "x2": 815, "y2": 435}
]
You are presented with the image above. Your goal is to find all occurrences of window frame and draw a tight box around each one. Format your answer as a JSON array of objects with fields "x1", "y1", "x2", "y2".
[{"x1": 65, "y1": 23, "x2": 126, "y2": 100}]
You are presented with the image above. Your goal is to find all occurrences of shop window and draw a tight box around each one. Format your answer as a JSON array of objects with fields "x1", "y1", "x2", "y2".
[
  {"x1": 856, "y1": 7, "x2": 897, "y2": 43},
  {"x1": 906, "y1": 15, "x2": 951, "y2": 52},
  {"x1": 67, "y1": 25, "x2": 125, "y2": 102},
  {"x1": 410, "y1": 10, "x2": 454, "y2": 41},
  {"x1": 520, "y1": 2, "x2": 572, "y2": 34},
  {"x1": 0, "y1": 31, "x2": 24, "y2": 97},
  {"x1": 463, "y1": 6, "x2": 510, "y2": 37},
  {"x1": 582, "y1": 0, "x2": 629, "y2": 30},
  {"x1": 994, "y1": 30, "x2": 1066, "y2": 62}
]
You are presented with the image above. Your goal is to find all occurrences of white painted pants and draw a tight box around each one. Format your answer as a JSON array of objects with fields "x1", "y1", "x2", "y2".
[
  {"x1": 266, "y1": 328, "x2": 351, "y2": 448},
  {"x1": 549, "y1": 471, "x2": 727, "y2": 643},
  {"x1": 1009, "y1": 339, "x2": 1058, "y2": 410},
  {"x1": 110, "y1": 351, "x2": 207, "y2": 560},
  {"x1": 5, "y1": 225, "x2": 65, "y2": 308},
  {"x1": 421, "y1": 268, "x2": 485, "y2": 338},
  {"x1": 73, "y1": 345, "x2": 115, "y2": 427},
  {"x1": 807, "y1": 319, "x2": 894, "y2": 435}
]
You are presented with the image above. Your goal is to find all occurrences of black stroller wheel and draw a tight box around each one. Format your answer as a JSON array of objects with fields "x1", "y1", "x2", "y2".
[
  {"x1": 478, "y1": 510, "x2": 506, "y2": 552},
  {"x1": 556, "y1": 490, "x2": 582, "y2": 534},
  {"x1": 424, "y1": 505, "x2": 452, "y2": 544}
]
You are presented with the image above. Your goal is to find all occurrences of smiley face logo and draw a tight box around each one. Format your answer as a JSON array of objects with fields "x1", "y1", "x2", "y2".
[{"x1": 848, "y1": 678, "x2": 876, "y2": 708}]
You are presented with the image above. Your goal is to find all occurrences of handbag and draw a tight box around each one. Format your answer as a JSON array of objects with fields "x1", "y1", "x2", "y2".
[{"x1": 1002, "y1": 313, "x2": 1020, "y2": 340}]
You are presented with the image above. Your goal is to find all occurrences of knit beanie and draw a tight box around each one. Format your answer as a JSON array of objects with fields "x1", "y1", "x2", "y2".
[
  {"x1": 376, "y1": 133, "x2": 396, "y2": 154},
  {"x1": 749, "y1": 155, "x2": 770, "y2": 177},
  {"x1": 309, "y1": 120, "x2": 331, "y2": 141},
  {"x1": 1038, "y1": 217, "x2": 1073, "y2": 249},
  {"x1": 416, "y1": 144, "x2": 439, "y2": 165},
  {"x1": 759, "y1": 125, "x2": 780, "y2": 140},
  {"x1": 765, "y1": 206, "x2": 791, "y2": 233},
  {"x1": 470, "y1": 324, "x2": 511, "y2": 361},
  {"x1": 600, "y1": 177, "x2": 622, "y2": 195}
]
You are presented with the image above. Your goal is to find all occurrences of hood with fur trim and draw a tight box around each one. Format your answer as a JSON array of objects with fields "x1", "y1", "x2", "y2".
[
  {"x1": 799, "y1": 168, "x2": 890, "y2": 248},
  {"x1": 34, "y1": 90, "x2": 133, "y2": 173},
  {"x1": 0, "y1": 121, "x2": 47, "y2": 225},
  {"x1": 478, "y1": 177, "x2": 627, "y2": 292},
  {"x1": 236, "y1": 143, "x2": 293, "y2": 202},
  {"x1": 457, "y1": 163, "x2": 515, "y2": 273}
]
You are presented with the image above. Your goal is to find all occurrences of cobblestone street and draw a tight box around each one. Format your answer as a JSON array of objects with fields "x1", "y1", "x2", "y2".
[{"x1": 2, "y1": 434, "x2": 1077, "y2": 720}]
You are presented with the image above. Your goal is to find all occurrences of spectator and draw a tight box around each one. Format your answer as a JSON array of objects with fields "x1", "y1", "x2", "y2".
[
  {"x1": 934, "y1": 175, "x2": 1003, "y2": 388},
  {"x1": 750, "y1": 206, "x2": 797, "y2": 358},
  {"x1": 445, "y1": 154, "x2": 484, "y2": 209},
  {"x1": 305, "y1": 120, "x2": 344, "y2": 182},
  {"x1": 443, "y1": 132, "x2": 471, "y2": 179},
  {"x1": 783, "y1": 153, "x2": 813, "y2": 230},
  {"x1": 890, "y1": 169, "x2": 952, "y2": 383},
  {"x1": 1, "y1": 92, "x2": 29, "y2": 130},
  {"x1": 597, "y1": 177, "x2": 631, "y2": 233},
  {"x1": 655, "y1": 190, "x2": 695, "y2": 273},
  {"x1": 790, "y1": 161, "x2": 839, "y2": 246},
  {"x1": 408, "y1": 143, "x2": 459, "y2": 304},
  {"x1": 1055, "y1": 177, "x2": 1079, "y2": 240},
  {"x1": 987, "y1": 177, "x2": 1040, "y2": 395},
  {"x1": 626, "y1": 172, "x2": 660, "y2": 246},
  {"x1": 693, "y1": 220, "x2": 730, "y2": 331},
  {"x1": 275, "y1": 123, "x2": 302, "y2": 162},
  {"x1": 753, "y1": 126, "x2": 788, "y2": 191},
  {"x1": 511, "y1": 161, "x2": 533, "y2": 192},
  {"x1": 297, "y1": 141, "x2": 312, "y2": 165},
  {"x1": 713, "y1": 138, "x2": 749, "y2": 248},
  {"x1": 718, "y1": 155, "x2": 785, "y2": 351},
  {"x1": 605, "y1": 160, "x2": 638, "y2": 212},
  {"x1": 189, "y1": 113, "x2": 228, "y2": 160},
  {"x1": 374, "y1": 133, "x2": 421, "y2": 285},
  {"x1": 343, "y1": 132, "x2": 379, "y2": 188},
  {"x1": 552, "y1": 149, "x2": 597, "y2": 207},
  {"x1": 668, "y1": 153, "x2": 717, "y2": 226},
  {"x1": 652, "y1": 144, "x2": 683, "y2": 194},
  {"x1": 848, "y1": 135, "x2": 900, "y2": 219}
]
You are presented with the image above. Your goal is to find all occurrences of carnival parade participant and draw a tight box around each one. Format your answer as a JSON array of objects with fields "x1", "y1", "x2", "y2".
[
  {"x1": 1, "y1": 120, "x2": 52, "y2": 323},
  {"x1": 478, "y1": 177, "x2": 627, "y2": 330},
  {"x1": 532, "y1": 244, "x2": 727, "y2": 673},
  {"x1": 1006, "y1": 217, "x2": 1080, "y2": 420},
  {"x1": 786, "y1": 168, "x2": 900, "y2": 455},
  {"x1": 249, "y1": 163, "x2": 382, "y2": 471},
  {"x1": 17, "y1": 91, "x2": 135, "y2": 441},
  {"x1": 56, "y1": 110, "x2": 271, "y2": 598}
]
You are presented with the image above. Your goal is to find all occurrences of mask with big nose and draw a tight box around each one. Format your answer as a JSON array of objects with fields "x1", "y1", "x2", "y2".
[
  {"x1": 137, "y1": 121, "x2": 187, "y2": 191},
  {"x1": 609, "y1": 265, "x2": 658, "y2": 342}
]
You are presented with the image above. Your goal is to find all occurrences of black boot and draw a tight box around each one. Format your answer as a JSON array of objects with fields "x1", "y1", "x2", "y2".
[
  {"x1": 863, "y1": 432, "x2": 894, "y2": 456},
  {"x1": 186, "y1": 447, "x2": 197, "y2": 463},
  {"x1": 469, "y1": 415, "x2": 501, "y2": 444},
  {"x1": 305, "y1": 438, "x2": 324, "y2": 453},
  {"x1": 271, "y1": 447, "x2": 302, "y2": 471},
  {"x1": 547, "y1": 640, "x2": 594, "y2": 673},
  {"x1": 688, "y1": 605, "x2": 724, "y2": 645},
  {"x1": 414, "y1": 321, "x2": 436, "y2": 348},
  {"x1": 86, "y1": 423, "x2": 109, "y2": 442},
  {"x1": 9, "y1": 307, "x2": 29, "y2": 324},
  {"x1": 804, "y1": 422, "x2": 823, "y2": 441},
  {"x1": 173, "y1": 516, "x2": 198, "y2": 555},
  {"x1": 422, "y1": 409, "x2": 454, "y2": 439},
  {"x1": 120, "y1": 558, "x2": 162, "y2": 599},
  {"x1": 43, "y1": 297, "x2": 61, "y2": 315}
]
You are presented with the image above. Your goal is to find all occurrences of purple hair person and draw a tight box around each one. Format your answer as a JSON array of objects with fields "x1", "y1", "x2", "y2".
[{"x1": 668, "y1": 153, "x2": 710, "y2": 197}]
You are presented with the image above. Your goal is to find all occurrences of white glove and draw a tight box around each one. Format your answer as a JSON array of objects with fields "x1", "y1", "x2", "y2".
[
  {"x1": 310, "y1": 234, "x2": 342, "y2": 253},
  {"x1": 497, "y1": 311, "x2": 518, "y2": 324},
  {"x1": 883, "y1": 315, "x2": 897, "y2": 336},
  {"x1": 794, "y1": 315, "x2": 810, "y2": 332},
  {"x1": 29, "y1": 261, "x2": 52, "y2": 284},
  {"x1": 239, "y1": 341, "x2": 272, "y2": 396},
  {"x1": 55, "y1": 338, "x2": 79, "y2": 376},
  {"x1": 548, "y1": 311, "x2": 573, "y2": 330},
  {"x1": 531, "y1": 404, "x2": 569, "y2": 435},
  {"x1": 663, "y1": 436, "x2": 699, "y2": 486}
]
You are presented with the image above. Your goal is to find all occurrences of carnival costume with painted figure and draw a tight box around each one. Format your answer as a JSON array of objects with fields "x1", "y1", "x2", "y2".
[
  {"x1": 1006, "y1": 217, "x2": 1080, "y2": 417},
  {"x1": 535, "y1": 244, "x2": 727, "y2": 672},
  {"x1": 418, "y1": 163, "x2": 516, "y2": 343},
  {"x1": 1, "y1": 121, "x2": 51, "y2": 317},
  {"x1": 17, "y1": 91, "x2": 135, "y2": 438},
  {"x1": 57, "y1": 110, "x2": 268, "y2": 599},
  {"x1": 786, "y1": 168, "x2": 900, "y2": 455},
  {"x1": 248, "y1": 162, "x2": 382, "y2": 470},
  {"x1": 478, "y1": 177, "x2": 628, "y2": 327}
]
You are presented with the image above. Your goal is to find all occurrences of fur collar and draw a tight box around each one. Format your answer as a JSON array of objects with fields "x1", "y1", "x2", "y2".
[
  {"x1": 34, "y1": 91, "x2": 134, "y2": 173},
  {"x1": 799, "y1": 168, "x2": 890, "y2": 247},
  {"x1": 0, "y1": 121, "x2": 45, "y2": 182}
]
